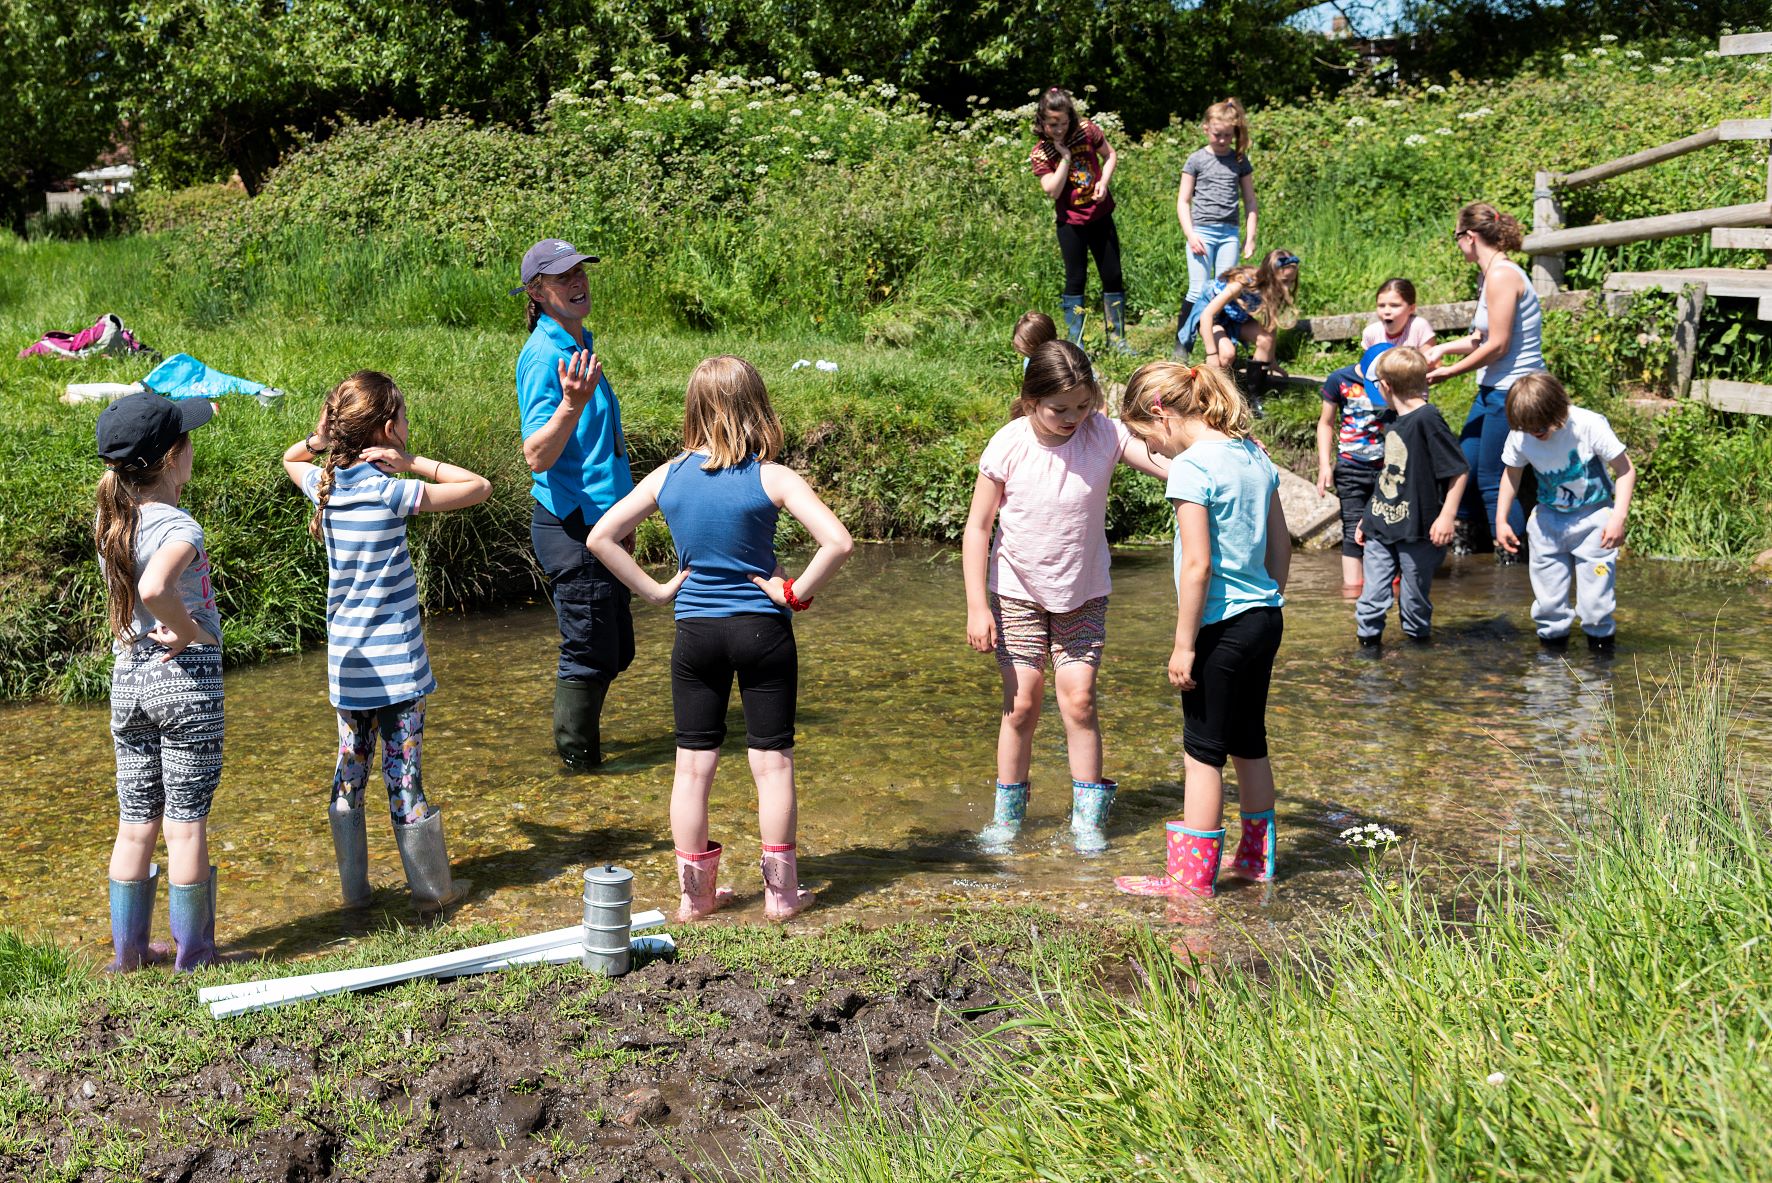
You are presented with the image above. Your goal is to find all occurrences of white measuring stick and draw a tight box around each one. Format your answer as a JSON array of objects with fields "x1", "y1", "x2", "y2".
[{"x1": 203, "y1": 909, "x2": 670, "y2": 1013}]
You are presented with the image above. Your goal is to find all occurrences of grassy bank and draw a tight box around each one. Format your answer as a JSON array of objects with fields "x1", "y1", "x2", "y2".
[{"x1": 743, "y1": 657, "x2": 1772, "y2": 1180}]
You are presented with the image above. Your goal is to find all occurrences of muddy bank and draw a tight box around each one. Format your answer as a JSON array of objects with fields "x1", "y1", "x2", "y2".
[{"x1": 3, "y1": 916, "x2": 1111, "y2": 1182}]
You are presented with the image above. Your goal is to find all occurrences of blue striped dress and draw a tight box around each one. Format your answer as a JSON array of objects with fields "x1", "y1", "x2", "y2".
[{"x1": 303, "y1": 463, "x2": 436, "y2": 710}]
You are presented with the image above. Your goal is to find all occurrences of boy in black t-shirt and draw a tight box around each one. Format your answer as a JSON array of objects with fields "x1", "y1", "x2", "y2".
[{"x1": 1353, "y1": 347, "x2": 1469, "y2": 645}]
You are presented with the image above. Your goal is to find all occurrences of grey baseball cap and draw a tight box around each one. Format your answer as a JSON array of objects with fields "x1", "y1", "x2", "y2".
[{"x1": 510, "y1": 238, "x2": 599, "y2": 294}]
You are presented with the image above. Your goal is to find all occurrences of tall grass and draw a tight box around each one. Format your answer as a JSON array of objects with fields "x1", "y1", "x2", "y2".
[{"x1": 746, "y1": 657, "x2": 1772, "y2": 1180}]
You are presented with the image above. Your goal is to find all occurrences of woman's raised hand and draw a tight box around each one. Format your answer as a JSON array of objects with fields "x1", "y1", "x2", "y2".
[{"x1": 556, "y1": 350, "x2": 602, "y2": 415}]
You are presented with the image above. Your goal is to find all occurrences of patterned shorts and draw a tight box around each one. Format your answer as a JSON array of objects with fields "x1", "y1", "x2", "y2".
[
  {"x1": 991, "y1": 594, "x2": 1108, "y2": 672},
  {"x1": 111, "y1": 644, "x2": 225, "y2": 824}
]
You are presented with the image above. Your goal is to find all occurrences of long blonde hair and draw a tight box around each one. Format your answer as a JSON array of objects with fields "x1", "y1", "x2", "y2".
[
  {"x1": 95, "y1": 440, "x2": 187, "y2": 641},
  {"x1": 683, "y1": 356, "x2": 783, "y2": 470},
  {"x1": 1120, "y1": 361, "x2": 1251, "y2": 441},
  {"x1": 1217, "y1": 248, "x2": 1300, "y2": 330},
  {"x1": 1202, "y1": 97, "x2": 1250, "y2": 161},
  {"x1": 311, "y1": 371, "x2": 406, "y2": 539}
]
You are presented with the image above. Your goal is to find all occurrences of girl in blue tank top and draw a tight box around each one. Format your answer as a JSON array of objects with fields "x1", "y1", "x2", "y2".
[{"x1": 589, "y1": 356, "x2": 853, "y2": 924}]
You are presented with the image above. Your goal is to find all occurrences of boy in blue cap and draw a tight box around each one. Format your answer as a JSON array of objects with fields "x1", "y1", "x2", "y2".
[{"x1": 1316, "y1": 342, "x2": 1394, "y2": 593}]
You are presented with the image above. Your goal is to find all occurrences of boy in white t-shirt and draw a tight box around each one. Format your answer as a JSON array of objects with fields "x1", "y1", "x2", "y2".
[{"x1": 1494, "y1": 372, "x2": 1636, "y2": 655}]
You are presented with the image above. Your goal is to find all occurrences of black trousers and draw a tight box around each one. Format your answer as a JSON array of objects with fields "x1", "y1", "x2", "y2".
[
  {"x1": 671, "y1": 614, "x2": 797, "y2": 751},
  {"x1": 1180, "y1": 606, "x2": 1284, "y2": 768},
  {"x1": 1334, "y1": 458, "x2": 1382, "y2": 559},
  {"x1": 1056, "y1": 214, "x2": 1125, "y2": 297},
  {"x1": 530, "y1": 502, "x2": 635, "y2": 683}
]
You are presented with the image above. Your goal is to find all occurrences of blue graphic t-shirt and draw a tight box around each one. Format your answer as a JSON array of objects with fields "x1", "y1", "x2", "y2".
[
  {"x1": 1320, "y1": 363, "x2": 1389, "y2": 464},
  {"x1": 1500, "y1": 405, "x2": 1625, "y2": 512}
]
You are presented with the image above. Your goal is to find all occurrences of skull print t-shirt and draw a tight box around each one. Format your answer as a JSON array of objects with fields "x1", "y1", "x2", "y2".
[{"x1": 1359, "y1": 404, "x2": 1468, "y2": 546}]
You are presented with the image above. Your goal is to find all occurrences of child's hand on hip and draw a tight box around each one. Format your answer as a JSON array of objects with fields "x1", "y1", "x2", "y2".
[
  {"x1": 1600, "y1": 511, "x2": 1627, "y2": 550},
  {"x1": 1168, "y1": 646, "x2": 1196, "y2": 690},
  {"x1": 646, "y1": 567, "x2": 690, "y2": 606},
  {"x1": 966, "y1": 607, "x2": 997, "y2": 654}
]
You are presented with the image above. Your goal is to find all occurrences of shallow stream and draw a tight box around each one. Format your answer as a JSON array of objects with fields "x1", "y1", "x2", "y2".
[{"x1": 3, "y1": 546, "x2": 1768, "y2": 961}]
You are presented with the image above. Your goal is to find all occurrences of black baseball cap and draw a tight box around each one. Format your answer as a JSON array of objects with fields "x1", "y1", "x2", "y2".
[
  {"x1": 96, "y1": 392, "x2": 213, "y2": 469},
  {"x1": 509, "y1": 238, "x2": 599, "y2": 295}
]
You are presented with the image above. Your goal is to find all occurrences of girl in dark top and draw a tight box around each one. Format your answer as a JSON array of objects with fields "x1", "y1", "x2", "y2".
[
  {"x1": 589, "y1": 356, "x2": 853, "y2": 924},
  {"x1": 1028, "y1": 87, "x2": 1133, "y2": 356}
]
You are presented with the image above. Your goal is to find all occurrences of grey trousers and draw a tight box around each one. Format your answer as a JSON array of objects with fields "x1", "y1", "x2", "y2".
[
  {"x1": 1527, "y1": 504, "x2": 1618, "y2": 639},
  {"x1": 1355, "y1": 538, "x2": 1444, "y2": 640}
]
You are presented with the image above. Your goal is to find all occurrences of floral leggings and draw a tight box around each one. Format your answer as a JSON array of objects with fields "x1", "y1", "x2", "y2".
[{"x1": 332, "y1": 698, "x2": 428, "y2": 824}]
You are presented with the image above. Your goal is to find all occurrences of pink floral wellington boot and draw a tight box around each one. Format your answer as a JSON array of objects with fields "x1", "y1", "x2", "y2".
[
  {"x1": 1227, "y1": 808, "x2": 1277, "y2": 882},
  {"x1": 760, "y1": 842, "x2": 815, "y2": 921},
  {"x1": 675, "y1": 841, "x2": 735, "y2": 922},
  {"x1": 1114, "y1": 822, "x2": 1224, "y2": 898}
]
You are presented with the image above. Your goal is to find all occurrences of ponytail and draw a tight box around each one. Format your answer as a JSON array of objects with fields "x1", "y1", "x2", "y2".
[
  {"x1": 525, "y1": 296, "x2": 543, "y2": 333},
  {"x1": 1457, "y1": 201, "x2": 1525, "y2": 253},
  {"x1": 95, "y1": 439, "x2": 186, "y2": 641},
  {"x1": 1121, "y1": 362, "x2": 1251, "y2": 441}
]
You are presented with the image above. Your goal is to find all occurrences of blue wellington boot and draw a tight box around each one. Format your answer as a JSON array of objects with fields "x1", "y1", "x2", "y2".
[
  {"x1": 106, "y1": 865, "x2": 161, "y2": 973},
  {"x1": 1060, "y1": 295, "x2": 1086, "y2": 346},
  {"x1": 169, "y1": 865, "x2": 216, "y2": 973},
  {"x1": 979, "y1": 781, "x2": 1030, "y2": 852},
  {"x1": 1069, "y1": 778, "x2": 1118, "y2": 854}
]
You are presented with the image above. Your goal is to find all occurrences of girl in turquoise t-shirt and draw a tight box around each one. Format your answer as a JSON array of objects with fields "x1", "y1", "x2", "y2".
[{"x1": 1111, "y1": 362, "x2": 1290, "y2": 898}]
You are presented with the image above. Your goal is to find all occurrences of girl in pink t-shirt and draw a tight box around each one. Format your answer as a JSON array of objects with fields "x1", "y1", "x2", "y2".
[
  {"x1": 1360, "y1": 277, "x2": 1437, "y2": 351},
  {"x1": 962, "y1": 339, "x2": 1169, "y2": 855}
]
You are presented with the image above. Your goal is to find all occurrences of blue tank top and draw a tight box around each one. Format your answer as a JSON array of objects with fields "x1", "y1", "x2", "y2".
[{"x1": 656, "y1": 453, "x2": 788, "y2": 620}]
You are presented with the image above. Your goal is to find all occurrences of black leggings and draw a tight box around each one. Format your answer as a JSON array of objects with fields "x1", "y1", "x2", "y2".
[
  {"x1": 1180, "y1": 606, "x2": 1284, "y2": 768},
  {"x1": 1056, "y1": 214, "x2": 1125, "y2": 297},
  {"x1": 671, "y1": 614, "x2": 797, "y2": 751}
]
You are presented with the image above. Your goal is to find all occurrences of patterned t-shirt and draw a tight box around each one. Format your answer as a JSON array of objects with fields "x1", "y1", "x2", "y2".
[
  {"x1": 106, "y1": 501, "x2": 221, "y2": 655},
  {"x1": 1320, "y1": 363, "x2": 1390, "y2": 465},
  {"x1": 1029, "y1": 120, "x2": 1115, "y2": 226},
  {"x1": 303, "y1": 462, "x2": 436, "y2": 710},
  {"x1": 1500, "y1": 405, "x2": 1625, "y2": 512}
]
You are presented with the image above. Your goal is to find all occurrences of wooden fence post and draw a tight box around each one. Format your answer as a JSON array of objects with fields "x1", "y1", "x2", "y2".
[
  {"x1": 1530, "y1": 170, "x2": 1565, "y2": 295},
  {"x1": 1673, "y1": 283, "x2": 1707, "y2": 401}
]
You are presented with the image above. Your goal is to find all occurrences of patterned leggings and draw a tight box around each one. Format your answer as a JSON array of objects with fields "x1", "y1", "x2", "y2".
[{"x1": 332, "y1": 699, "x2": 428, "y2": 824}]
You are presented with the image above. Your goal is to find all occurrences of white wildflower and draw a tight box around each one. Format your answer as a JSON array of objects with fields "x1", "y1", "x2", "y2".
[
  {"x1": 990, "y1": 134, "x2": 1009, "y2": 147},
  {"x1": 690, "y1": 99, "x2": 705, "y2": 110},
  {"x1": 1599, "y1": 32, "x2": 1618, "y2": 41},
  {"x1": 1486, "y1": 1071, "x2": 1507, "y2": 1086},
  {"x1": 1436, "y1": 127, "x2": 1454, "y2": 135},
  {"x1": 789, "y1": 108, "x2": 802, "y2": 117},
  {"x1": 1405, "y1": 133, "x2": 1428, "y2": 146},
  {"x1": 1028, "y1": 87, "x2": 1041, "y2": 96},
  {"x1": 1384, "y1": 98, "x2": 1404, "y2": 107},
  {"x1": 1624, "y1": 48, "x2": 1643, "y2": 58},
  {"x1": 760, "y1": 75, "x2": 776, "y2": 85},
  {"x1": 802, "y1": 69, "x2": 820, "y2": 80},
  {"x1": 878, "y1": 83, "x2": 899, "y2": 99},
  {"x1": 748, "y1": 100, "x2": 763, "y2": 110},
  {"x1": 1426, "y1": 83, "x2": 1446, "y2": 93},
  {"x1": 1650, "y1": 64, "x2": 1671, "y2": 74},
  {"x1": 1562, "y1": 52, "x2": 1578, "y2": 61},
  {"x1": 1084, "y1": 84, "x2": 1098, "y2": 93},
  {"x1": 847, "y1": 74, "x2": 864, "y2": 84},
  {"x1": 1347, "y1": 115, "x2": 1369, "y2": 127},
  {"x1": 754, "y1": 164, "x2": 768, "y2": 174},
  {"x1": 1591, "y1": 46, "x2": 1608, "y2": 56},
  {"x1": 1661, "y1": 55, "x2": 1676, "y2": 63},
  {"x1": 966, "y1": 94, "x2": 978, "y2": 103},
  {"x1": 808, "y1": 135, "x2": 821, "y2": 144},
  {"x1": 951, "y1": 120, "x2": 967, "y2": 131},
  {"x1": 1341, "y1": 823, "x2": 1400, "y2": 848},
  {"x1": 1705, "y1": 50, "x2": 1721, "y2": 58}
]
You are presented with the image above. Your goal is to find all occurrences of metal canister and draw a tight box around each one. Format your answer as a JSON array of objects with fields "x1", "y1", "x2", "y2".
[{"x1": 582, "y1": 865, "x2": 634, "y2": 976}]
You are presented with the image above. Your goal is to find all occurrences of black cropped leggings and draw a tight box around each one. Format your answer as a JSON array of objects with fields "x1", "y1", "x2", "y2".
[
  {"x1": 1056, "y1": 214, "x2": 1125, "y2": 297},
  {"x1": 671, "y1": 614, "x2": 797, "y2": 751}
]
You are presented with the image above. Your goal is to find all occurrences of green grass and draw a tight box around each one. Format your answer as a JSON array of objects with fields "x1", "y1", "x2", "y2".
[{"x1": 736, "y1": 656, "x2": 1772, "y2": 1181}]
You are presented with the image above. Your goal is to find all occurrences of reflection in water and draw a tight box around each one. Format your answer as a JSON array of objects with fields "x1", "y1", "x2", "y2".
[{"x1": 0, "y1": 546, "x2": 1767, "y2": 963}]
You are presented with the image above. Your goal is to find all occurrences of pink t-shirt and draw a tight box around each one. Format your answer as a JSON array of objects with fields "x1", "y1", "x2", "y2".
[
  {"x1": 1361, "y1": 313, "x2": 1436, "y2": 350},
  {"x1": 978, "y1": 412, "x2": 1132, "y2": 613}
]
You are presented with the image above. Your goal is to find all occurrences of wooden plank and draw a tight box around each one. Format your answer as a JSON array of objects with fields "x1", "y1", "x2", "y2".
[
  {"x1": 1719, "y1": 32, "x2": 1772, "y2": 57},
  {"x1": 1760, "y1": 296, "x2": 1772, "y2": 321},
  {"x1": 1531, "y1": 169, "x2": 1565, "y2": 294},
  {"x1": 1719, "y1": 119, "x2": 1772, "y2": 141},
  {"x1": 1605, "y1": 268, "x2": 1772, "y2": 298},
  {"x1": 1295, "y1": 291, "x2": 1592, "y2": 342},
  {"x1": 1693, "y1": 380, "x2": 1772, "y2": 416},
  {"x1": 1711, "y1": 227, "x2": 1772, "y2": 250},
  {"x1": 1523, "y1": 202, "x2": 1772, "y2": 253},
  {"x1": 1558, "y1": 126, "x2": 1719, "y2": 189},
  {"x1": 1671, "y1": 284, "x2": 1706, "y2": 400}
]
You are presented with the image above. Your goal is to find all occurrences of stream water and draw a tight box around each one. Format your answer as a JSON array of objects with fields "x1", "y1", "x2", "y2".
[{"x1": 2, "y1": 546, "x2": 1768, "y2": 963}]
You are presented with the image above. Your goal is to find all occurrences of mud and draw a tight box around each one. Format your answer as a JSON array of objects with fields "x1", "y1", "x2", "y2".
[{"x1": 5, "y1": 936, "x2": 1050, "y2": 1182}]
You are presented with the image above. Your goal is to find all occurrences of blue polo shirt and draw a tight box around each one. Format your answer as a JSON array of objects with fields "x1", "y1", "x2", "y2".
[{"x1": 516, "y1": 313, "x2": 633, "y2": 523}]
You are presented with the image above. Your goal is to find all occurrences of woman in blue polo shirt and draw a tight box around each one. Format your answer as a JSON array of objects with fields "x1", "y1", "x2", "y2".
[{"x1": 514, "y1": 238, "x2": 635, "y2": 768}]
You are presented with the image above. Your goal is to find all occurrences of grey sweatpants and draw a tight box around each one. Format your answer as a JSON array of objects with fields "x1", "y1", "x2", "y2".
[
  {"x1": 1527, "y1": 504, "x2": 1618, "y2": 639},
  {"x1": 1355, "y1": 538, "x2": 1444, "y2": 640}
]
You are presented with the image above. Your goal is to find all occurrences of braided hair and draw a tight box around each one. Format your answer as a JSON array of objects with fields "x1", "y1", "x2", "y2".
[{"x1": 310, "y1": 371, "x2": 406, "y2": 540}]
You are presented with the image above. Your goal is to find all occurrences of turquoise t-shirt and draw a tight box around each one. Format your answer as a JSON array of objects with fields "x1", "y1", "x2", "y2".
[
  {"x1": 1168, "y1": 438, "x2": 1284, "y2": 625},
  {"x1": 516, "y1": 313, "x2": 633, "y2": 523}
]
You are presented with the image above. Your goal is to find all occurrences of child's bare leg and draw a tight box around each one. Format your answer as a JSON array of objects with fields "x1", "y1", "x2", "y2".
[
  {"x1": 1052, "y1": 661, "x2": 1103, "y2": 783},
  {"x1": 1228, "y1": 755, "x2": 1276, "y2": 815},
  {"x1": 1211, "y1": 329, "x2": 1237, "y2": 369},
  {"x1": 1181, "y1": 754, "x2": 1226, "y2": 833},
  {"x1": 1244, "y1": 323, "x2": 1276, "y2": 363},
  {"x1": 996, "y1": 664, "x2": 1043, "y2": 785},
  {"x1": 109, "y1": 820, "x2": 160, "y2": 882},
  {"x1": 670, "y1": 747, "x2": 721, "y2": 855},
  {"x1": 748, "y1": 747, "x2": 796, "y2": 846},
  {"x1": 162, "y1": 819, "x2": 209, "y2": 886},
  {"x1": 1342, "y1": 555, "x2": 1364, "y2": 586}
]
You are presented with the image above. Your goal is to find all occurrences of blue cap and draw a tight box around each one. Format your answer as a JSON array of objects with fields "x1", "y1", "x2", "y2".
[
  {"x1": 510, "y1": 238, "x2": 599, "y2": 295},
  {"x1": 1357, "y1": 341, "x2": 1395, "y2": 403}
]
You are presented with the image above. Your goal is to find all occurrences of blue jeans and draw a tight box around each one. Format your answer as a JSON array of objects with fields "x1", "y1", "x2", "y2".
[
  {"x1": 1185, "y1": 222, "x2": 1241, "y2": 303},
  {"x1": 1459, "y1": 385, "x2": 1526, "y2": 538}
]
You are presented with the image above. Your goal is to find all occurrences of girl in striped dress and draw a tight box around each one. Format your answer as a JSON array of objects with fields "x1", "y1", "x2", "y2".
[{"x1": 283, "y1": 371, "x2": 491, "y2": 913}]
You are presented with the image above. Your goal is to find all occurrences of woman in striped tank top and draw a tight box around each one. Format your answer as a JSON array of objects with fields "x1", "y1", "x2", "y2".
[
  {"x1": 590, "y1": 356, "x2": 853, "y2": 923},
  {"x1": 283, "y1": 372, "x2": 490, "y2": 914}
]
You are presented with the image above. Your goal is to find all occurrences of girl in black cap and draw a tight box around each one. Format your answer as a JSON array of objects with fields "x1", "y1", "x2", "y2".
[{"x1": 94, "y1": 392, "x2": 224, "y2": 972}]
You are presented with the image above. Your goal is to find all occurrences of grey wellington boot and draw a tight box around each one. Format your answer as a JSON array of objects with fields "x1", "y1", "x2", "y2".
[
  {"x1": 105, "y1": 865, "x2": 162, "y2": 972},
  {"x1": 329, "y1": 804, "x2": 373, "y2": 908},
  {"x1": 553, "y1": 677, "x2": 608, "y2": 769},
  {"x1": 394, "y1": 807, "x2": 472, "y2": 914},
  {"x1": 169, "y1": 865, "x2": 217, "y2": 973}
]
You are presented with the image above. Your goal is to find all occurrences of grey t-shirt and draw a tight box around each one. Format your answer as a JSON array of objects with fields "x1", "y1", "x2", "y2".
[
  {"x1": 103, "y1": 501, "x2": 221, "y2": 654},
  {"x1": 1183, "y1": 147, "x2": 1253, "y2": 226}
]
